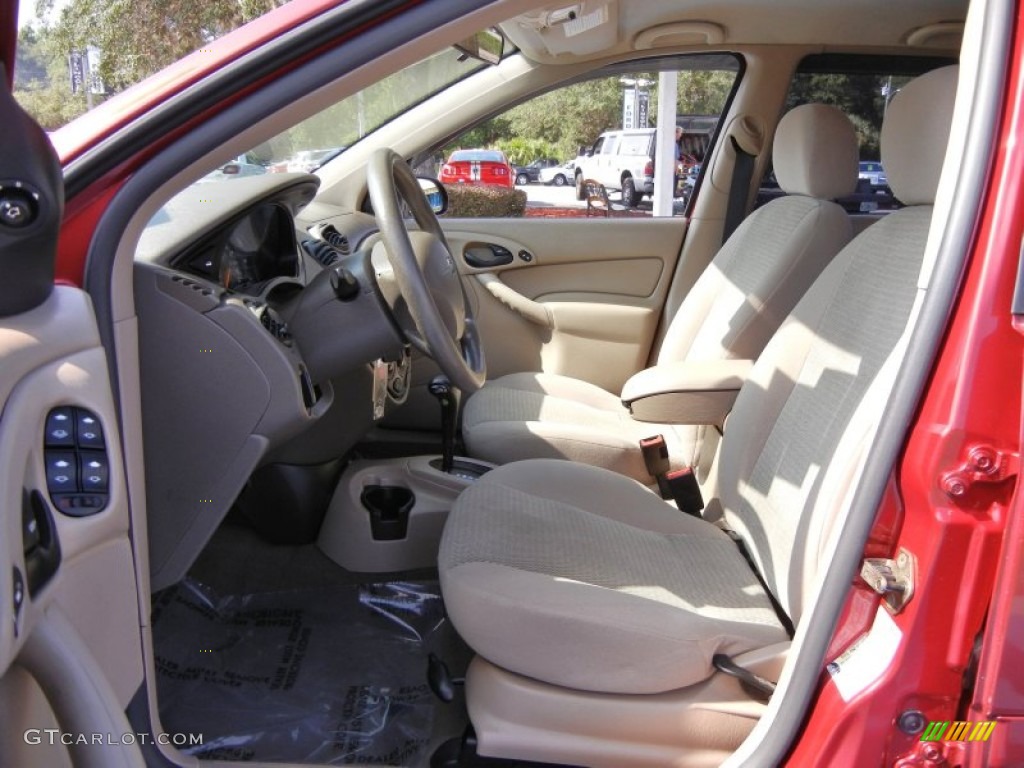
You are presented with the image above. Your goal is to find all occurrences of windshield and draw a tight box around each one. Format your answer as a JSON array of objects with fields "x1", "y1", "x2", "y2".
[
  {"x1": 191, "y1": 44, "x2": 495, "y2": 182},
  {"x1": 196, "y1": 44, "x2": 496, "y2": 180},
  {"x1": 266, "y1": 48, "x2": 489, "y2": 167}
]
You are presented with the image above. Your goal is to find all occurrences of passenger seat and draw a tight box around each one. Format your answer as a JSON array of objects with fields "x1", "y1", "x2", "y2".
[{"x1": 463, "y1": 103, "x2": 860, "y2": 481}]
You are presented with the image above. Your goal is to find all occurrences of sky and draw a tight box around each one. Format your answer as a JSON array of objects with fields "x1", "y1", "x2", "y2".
[
  {"x1": 17, "y1": 0, "x2": 38, "y2": 29},
  {"x1": 17, "y1": 0, "x2": 67, "y2": 30}
]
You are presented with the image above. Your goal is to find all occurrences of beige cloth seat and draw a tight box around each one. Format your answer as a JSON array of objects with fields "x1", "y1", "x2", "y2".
[
  {"x1": 463, "y1": 103, "x2": 860, "y2": 481},
  {"x1": 442, "y1": 67, "x2": 956, "y2": 705}
]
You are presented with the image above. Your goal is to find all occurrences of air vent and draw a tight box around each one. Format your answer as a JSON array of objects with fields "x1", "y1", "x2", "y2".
[
  {"x1": 171, "y1": 274, "x2": 216, "y2": 296},
  {"x1": 319, "y1": 225, "x2": 350, "y2": 254},
  {"x1": 301, "y1": 238, "x2": 339, "y2": 267}
]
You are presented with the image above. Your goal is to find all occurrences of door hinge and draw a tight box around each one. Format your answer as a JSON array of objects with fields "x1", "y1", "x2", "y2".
[
  {"x1": 940, "y1": 444, "x2": 1019, "y2": 500},
  {"x1": 861, "y1": 547, "x2": 916, "y2": 614}
]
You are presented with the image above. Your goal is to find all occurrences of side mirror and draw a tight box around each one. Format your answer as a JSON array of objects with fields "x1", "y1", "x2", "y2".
[
  {"x1": 221, "y1": 163, "x2": 241, "y2": 175},
  {"x1": 418, "y1": 178, "x2": 448, "y2": 215}
]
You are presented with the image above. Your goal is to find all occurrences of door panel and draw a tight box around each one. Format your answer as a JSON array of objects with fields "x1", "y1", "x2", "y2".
[
  {"x1": 445, "y1": 217, "x2": 687, "y2": 393},
  {"x1": 0, "y1": 287, "x2": 145, "y2": 765}
]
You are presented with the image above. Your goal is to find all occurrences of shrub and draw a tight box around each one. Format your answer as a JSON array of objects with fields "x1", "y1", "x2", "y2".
[
  {"x1": 444, "y1": 184, "x2": 527, "y2": 218},
  {"x1": 494, "y1": 137, "x2": 561, "y2": 166}
]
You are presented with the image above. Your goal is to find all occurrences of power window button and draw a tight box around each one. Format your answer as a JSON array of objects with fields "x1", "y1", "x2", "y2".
[
  {"x1": 79, "y1": 452, "x2": 109, "y2": 492},
  {"x1": 44, "y1": 407, "x2": 75, "y2": 447},
  {"x1": 45, "y1": 450, "x2": 79, "y2": 493},
  {"x1": 75, "y1": 409, "x2": 104, "y2": 449}
]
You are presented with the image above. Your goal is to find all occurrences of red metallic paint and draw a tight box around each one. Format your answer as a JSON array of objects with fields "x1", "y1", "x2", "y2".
[
  {"x1": 785, "y1": 7, "x2": 1024, "y2": 765},
  {"x1": 2, "y1": 0, "x2": 16, "y2": 89}
]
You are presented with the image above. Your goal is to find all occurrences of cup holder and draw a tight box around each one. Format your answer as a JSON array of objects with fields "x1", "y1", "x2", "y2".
[{"x1": 361, "y1": 485, "x2": 415, "y2": 541}]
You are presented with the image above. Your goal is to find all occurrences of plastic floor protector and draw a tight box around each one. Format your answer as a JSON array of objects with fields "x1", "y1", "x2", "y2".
[{"x1": 152, "y1": 578, "x2": 458, "y2": 765}]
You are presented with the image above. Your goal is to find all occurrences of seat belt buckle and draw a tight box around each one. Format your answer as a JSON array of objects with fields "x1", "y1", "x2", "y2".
[
  {"x1": 639, "y1": 435, "x2": 670, "y2": 477},
  {"x1": 640, "y1": 436, "x2": 704, "y2": 516},
  {"x1": 664, "y1": 467, "x2": 704, "y2": 517}
]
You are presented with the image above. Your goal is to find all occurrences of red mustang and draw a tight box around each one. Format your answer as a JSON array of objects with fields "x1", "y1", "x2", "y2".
[{"x1": 440, "y1": 148, "x2": 515, "y2": 188}]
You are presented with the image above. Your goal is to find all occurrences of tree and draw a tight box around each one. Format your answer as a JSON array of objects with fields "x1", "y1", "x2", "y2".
[
  {"x1": 13, "y1": 26, "x2": 90, "y2": 129},
  {"x1": 785, "y1": 72, "x2": 911, "y2": 159},
  {"x1": 503, "y1": 76, "x2": 623, "y2": 159},
  {"x1": 45, "y1": 0, "x2": 286, "y2": 92}
]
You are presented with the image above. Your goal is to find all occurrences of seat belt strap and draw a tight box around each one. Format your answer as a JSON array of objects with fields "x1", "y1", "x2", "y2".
[
  {"x1": 639, "y1": 435, "x2": 704, "y2": 516},
  {"x1": 725, "y1": 529, "x2": 795, "y2": 638},
  {"x1": 712, "y1": 654, "x2": 776, "y2": 702},
  {"x1": 722, "y1": 136, "x2": 756, "y2": 241}
]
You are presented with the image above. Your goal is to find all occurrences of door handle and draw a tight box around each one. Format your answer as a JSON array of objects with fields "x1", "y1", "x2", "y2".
[{"x1": 463, "y1": 244, "x2": 514, "y2": 269}]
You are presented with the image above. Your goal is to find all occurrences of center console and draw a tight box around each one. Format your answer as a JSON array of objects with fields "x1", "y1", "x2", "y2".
[{"x1": 317, "y1": 454, "x2": 493, "y2": 572}]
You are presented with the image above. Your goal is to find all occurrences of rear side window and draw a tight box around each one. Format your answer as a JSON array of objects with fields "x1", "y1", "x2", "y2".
[{"x1": 759, "y1": 54, "x2": 955, "y2": 214}]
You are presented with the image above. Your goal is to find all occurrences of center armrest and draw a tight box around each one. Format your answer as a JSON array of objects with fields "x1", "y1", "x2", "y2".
[{"x1": 621, "y1": 359, "x2": 753, "y2": 425}]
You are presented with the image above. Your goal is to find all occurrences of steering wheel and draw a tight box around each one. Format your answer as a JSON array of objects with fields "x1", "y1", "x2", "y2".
[{"x1": 367, "y1": 148, "x2": 486, "y2": 394}]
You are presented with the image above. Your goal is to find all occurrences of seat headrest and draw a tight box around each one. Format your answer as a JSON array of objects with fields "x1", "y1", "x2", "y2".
[
  {"x1": 773, "y1": 104, "x2": 858, "y2": 200},
  {"x1": 881, "y1": 66, "x2": 959, "y2": 206}
]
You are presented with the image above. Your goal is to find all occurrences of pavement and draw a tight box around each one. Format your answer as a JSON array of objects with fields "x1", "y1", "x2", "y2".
[{"x1": 522, "y1": 182, "x2": 687, "y2": 215}]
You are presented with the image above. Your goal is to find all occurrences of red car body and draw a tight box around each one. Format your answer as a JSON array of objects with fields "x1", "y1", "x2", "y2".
[
  {"x1": 440, "y1": 149, "x2": 514, "y2": 188},
  {"x1": 2, "y1": 0, "x2": 1024, "y2": 765}
]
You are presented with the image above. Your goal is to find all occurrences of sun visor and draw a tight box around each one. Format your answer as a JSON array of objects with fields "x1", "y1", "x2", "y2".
[{"x1": 507, "y1": 1, "x2": 618, "y2": 57}]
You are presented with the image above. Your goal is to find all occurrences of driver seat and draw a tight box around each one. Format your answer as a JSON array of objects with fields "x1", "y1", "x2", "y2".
[
  {"x1": 462, "y1": 103, "x2": 859, "y2": 482},
  {"x1": 440, "y1": 67, "x2": 957, "y2": 764}
]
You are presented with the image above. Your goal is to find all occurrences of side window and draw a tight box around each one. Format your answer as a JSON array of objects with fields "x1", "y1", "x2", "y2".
[
  {"x1": 758, "y1": 55, "x2": 955, "y2": 214},
  {"x1": 440, "y1": 54, "x2": 740, "y2": 219},
  {"x1": 618, "y1": 135, "x2": 651, "y2": 155}
]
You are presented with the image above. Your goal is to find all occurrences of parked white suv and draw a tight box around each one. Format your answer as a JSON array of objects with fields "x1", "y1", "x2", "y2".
[{"x1": 574, "y1": 128, "x2": 657, "y2": 207}]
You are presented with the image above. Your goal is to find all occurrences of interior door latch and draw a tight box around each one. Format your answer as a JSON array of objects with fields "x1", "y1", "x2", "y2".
[{"x1": 861, "y1": 547, "x2": 915, "y2": 614}]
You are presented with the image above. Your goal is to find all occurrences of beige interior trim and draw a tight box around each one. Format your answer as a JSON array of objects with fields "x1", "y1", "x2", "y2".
[
  {"x1": 0, "y1": 287, "x2": 144, "y2": 719},
  {"x1": 446, "y1": 218, "x2": 685, "y2": 392},
  {"x1": 467, "y1": 655, "x2": 772, "y2": 768},
  {"x1": 622, "y1": 358, "x2": 753, "y2": 425},
  {"x1": 0, "y1": 666, "x2": 72, "y2": 768},
  {"x1": 18, "y1": 606, "x2": 144, "y2": 768},
  {"x1": 906, "y1": 21, "x2": 965, "y2": 47},
  {"x1": 634, "y1": 21, "x2": 728, "y2": 49},
  {"x1": 473, "y1": 273, "x2": 553, "y2": 327},
  {"x1": 318, "y1": 456, "x2": 494, "y2": 572}
]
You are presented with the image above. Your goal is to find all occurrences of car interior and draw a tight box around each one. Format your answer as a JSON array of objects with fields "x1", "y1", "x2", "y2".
[{"x1": 1, "y1": 0, "x2": 1003, "y2": 766}]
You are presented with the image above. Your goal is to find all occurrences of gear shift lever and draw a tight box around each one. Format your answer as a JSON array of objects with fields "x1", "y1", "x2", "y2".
[{"x1": 428, "y1": 374, "x2": 461, "y2": 474}]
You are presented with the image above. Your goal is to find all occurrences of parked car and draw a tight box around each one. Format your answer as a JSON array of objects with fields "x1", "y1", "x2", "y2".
[
  {"x1": 3, "y1": 2, "x2": 1022, "y2": 768},
  {"x1": 859, "y1": 160, "x2": 889, "y2": 187},
  {"x1": 196, "y1": 154, "x2": 267, "y2": 183},
  {"x1": 512, "y1": 157, "x2": 559, "y2": 185},
  {"x1": 440, "y1": 148, "x2": 514, "y2": 188},
  {"x1": 286, "y1": 147, "x2": 345, "y2": 172},
  {"x1": 539, "y1": 159, "x2": 575, "y2": 186}
]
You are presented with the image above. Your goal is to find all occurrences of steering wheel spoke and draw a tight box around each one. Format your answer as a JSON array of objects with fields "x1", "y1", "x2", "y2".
[{"x1": 367, "y1": 149, "x2": 486, "y2": 393}]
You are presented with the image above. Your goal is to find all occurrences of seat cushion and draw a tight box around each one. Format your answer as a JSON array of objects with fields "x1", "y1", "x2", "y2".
[
  {"x1": 462, "y1": 372, "x2": 699, "y2": 481},
  {"x1": 439, "y1": 460, "x2": 789, "y2": 694}
]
